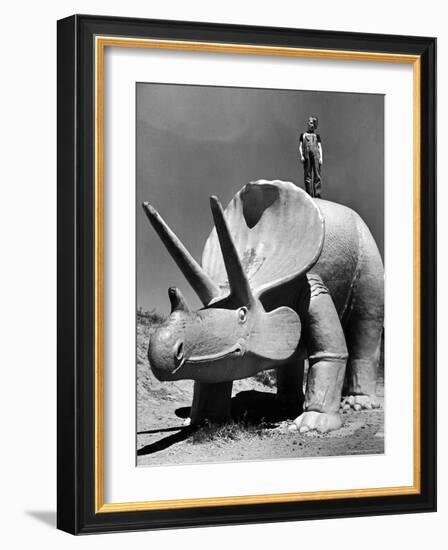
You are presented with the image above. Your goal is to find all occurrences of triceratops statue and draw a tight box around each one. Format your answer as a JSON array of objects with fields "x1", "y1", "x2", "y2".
[{"x1": 143, "y1": 180, "x2": 384, "y2": 434}]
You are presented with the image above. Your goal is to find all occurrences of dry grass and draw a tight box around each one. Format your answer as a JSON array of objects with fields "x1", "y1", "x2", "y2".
[{"x1": 190, "y1": 416, "x2": 275, "y2": 444}]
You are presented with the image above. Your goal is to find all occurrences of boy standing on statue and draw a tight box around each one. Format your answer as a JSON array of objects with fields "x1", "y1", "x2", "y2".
[{"x1": 299, "y1": 116, "x2": 323, "y2": 198}]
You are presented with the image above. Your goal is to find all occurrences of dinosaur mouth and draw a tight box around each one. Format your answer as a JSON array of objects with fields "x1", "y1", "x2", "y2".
[
  {"x1": 158, "y1": 343, "x2": 245, "y2": 379},
  {"x1": 184, "y1": 342, "x2": 245, "y2": 366}
]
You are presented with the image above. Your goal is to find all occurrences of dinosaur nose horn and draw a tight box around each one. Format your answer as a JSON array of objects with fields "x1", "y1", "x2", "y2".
[
  {"x1": 142, "y1": 202, "x2": 220, "y2": 306},
  {"x1": 168, "y1": 287, "x2": 190, "y2": 313}
]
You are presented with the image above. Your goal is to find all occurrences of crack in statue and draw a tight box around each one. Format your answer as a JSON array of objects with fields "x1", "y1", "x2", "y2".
[{"x1": 142, "y1": 179, "x2": 384, "y2": 434}]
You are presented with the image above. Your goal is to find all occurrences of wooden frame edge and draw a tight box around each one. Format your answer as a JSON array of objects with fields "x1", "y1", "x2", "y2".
[{"x1": 93, "y1": 35, "x2": 423, "y2": 515}]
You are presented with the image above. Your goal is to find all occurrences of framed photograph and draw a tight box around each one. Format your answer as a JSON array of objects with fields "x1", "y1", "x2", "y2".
[{"x1": 57, "y1": 15, "x2": 436, "y2": 534}]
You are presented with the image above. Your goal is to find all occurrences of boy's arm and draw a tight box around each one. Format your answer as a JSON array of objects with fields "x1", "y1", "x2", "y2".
[
  {"x1": 299, "y1": 134, "x2": 304, "y2": 162},
  {"x1": 317, "y1": 135, "x2": 323, "y2": 164}
]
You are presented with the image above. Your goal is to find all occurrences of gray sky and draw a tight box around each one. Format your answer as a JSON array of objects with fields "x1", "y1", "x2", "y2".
[{"x1": 136, "y1": 83, "x2": 384, "y2": 314}]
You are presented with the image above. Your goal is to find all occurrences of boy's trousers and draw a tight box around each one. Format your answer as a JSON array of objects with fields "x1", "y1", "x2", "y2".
[{"x1": 303, "y1": 153, "x2": 322, "y2": 198}]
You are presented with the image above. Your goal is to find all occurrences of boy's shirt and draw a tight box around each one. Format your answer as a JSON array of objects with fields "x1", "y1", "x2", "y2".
[{"x1": 299, "y1": 132, "x2": 322, "y2": 158}]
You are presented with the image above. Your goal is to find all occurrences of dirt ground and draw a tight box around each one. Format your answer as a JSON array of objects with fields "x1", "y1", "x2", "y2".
[{"x1": 137, "y1": 321, "x2": 384, "y2": 467}]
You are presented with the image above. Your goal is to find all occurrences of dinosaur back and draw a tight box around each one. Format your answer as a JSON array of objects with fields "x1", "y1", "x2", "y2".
[{"x1": 313, "y1": 198, "x2": 383, "y2": 318}]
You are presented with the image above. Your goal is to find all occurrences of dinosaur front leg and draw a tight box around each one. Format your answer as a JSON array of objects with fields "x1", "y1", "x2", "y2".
[
  {"x1": 189, "y1": 380, "x2": 233, "y2": 425},
  {"x1": 276, "y1": 358, "x2": 305, "y2": 416},
  {"x1": 291, "y1": 275, "x2": 348, "y2": 433}
]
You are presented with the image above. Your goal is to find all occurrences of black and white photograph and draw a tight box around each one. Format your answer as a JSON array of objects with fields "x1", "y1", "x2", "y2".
[{"x1": 136, "y1": 83, "x2": 385, "y2": 466}]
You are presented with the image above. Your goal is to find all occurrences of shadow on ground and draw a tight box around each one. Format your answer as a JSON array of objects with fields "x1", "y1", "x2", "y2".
[
  {"x1": 137, "y1": 427, "x2": 195, "y2": 456},
  {"x1": 26, "y1": 510, "x2": 56, "y2": 528},
  {"x1": 137, "y1": 389, "x2": 297, "y2": 457}
]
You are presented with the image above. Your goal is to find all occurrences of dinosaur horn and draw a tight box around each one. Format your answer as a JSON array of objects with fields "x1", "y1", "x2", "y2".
[
  {"x1": 142, "y1": 203, "x2": 220, "y2": 306},
  {"x1": 209, "y1": 196, "x2": 254, "y2": 306},
  {"x1": 168, "y1": 287, "x2": 191, "y2": 313}
]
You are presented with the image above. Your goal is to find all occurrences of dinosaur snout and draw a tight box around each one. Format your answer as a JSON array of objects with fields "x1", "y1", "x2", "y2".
[{"x1": 148, "y1": 326, "x2": 185, "y2": 380}]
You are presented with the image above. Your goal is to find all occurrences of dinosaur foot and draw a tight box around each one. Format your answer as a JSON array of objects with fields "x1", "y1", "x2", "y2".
[
  {"x1": 341, "y1": 394, "x2": 380, "y2": 412},
  {"x1": 289, "y1": 411, "x2": 342, "y2": 434}
]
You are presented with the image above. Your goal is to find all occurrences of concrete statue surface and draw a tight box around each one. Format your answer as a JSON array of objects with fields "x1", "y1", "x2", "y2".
[{"x1": 142, "y1": 180, "x2": 384, "y2": 434}]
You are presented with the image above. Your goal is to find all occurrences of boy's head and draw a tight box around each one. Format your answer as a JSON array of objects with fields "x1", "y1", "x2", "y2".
[{"x1": 306, "y1": 116, "x2": 318, "y2": 131}]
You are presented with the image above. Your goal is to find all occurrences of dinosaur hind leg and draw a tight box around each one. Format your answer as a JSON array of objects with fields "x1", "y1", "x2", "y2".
[
  {"x1": 342, "y1": 214, "x2": 384, "y2": 411},
  {"x1": 342, "y1": 317, "x2": 383, "y2": 411}
]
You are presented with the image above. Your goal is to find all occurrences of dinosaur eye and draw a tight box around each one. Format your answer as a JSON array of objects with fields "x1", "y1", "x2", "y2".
[
  {"x1": 238, "y1": 307, "x2": 248, "y2": 324},
  {"x1": 174, "y1": 340, "x2": 184, "y2": 363}
]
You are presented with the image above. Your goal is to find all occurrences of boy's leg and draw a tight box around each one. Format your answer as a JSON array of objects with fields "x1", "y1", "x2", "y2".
[
  {"x1": 312, "y1": 154, "x2": 322, "y2": 198},
  {"x1": 303, "y1": 158, "x2": 313, "y2": 196}
]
